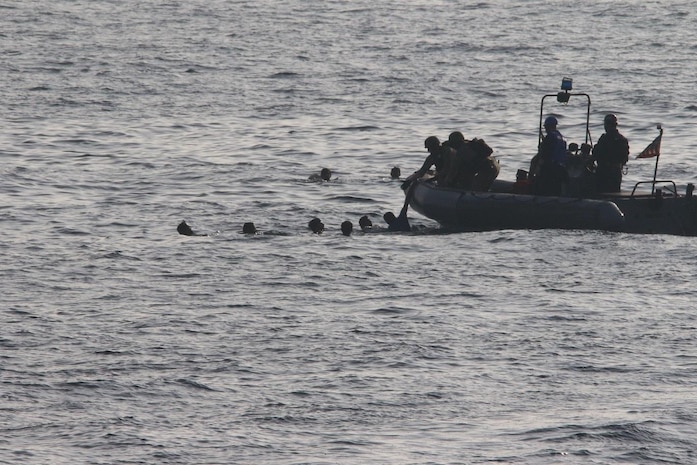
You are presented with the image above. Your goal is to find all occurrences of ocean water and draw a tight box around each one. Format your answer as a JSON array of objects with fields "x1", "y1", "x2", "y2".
[{"x1": 2, "y1": 1, "x2": 697, "y2": 464}]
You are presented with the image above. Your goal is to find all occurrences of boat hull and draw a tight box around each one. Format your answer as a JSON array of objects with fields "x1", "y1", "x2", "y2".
[{"x1": 408, "y1": 180, "x2": 697, "y2": 236}]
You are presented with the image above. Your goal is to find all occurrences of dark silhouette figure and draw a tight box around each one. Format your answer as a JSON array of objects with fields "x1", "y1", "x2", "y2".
[
  {"x1": 308, "y1": 217, "x2": 324, "y2": 234},
  {"x1": 177, "y1": 220, "x2": 195, "y2": 236},
  {"x1": 532, "y1": 116, "x2": 568, "y2": 196},
  {"x1": 383, "y1": 211, "x2": 411, "y2": 232},
  {"x1": 405, "y1": 136, "x2": 455, "y2": 184},
  {"x1": 309, "y1": 168, "x2": 332, "y2": 182},
  {"x1": 592, "y1": 114, "x2": 630, "y2": 192},
  {"x1": 341, "y1": 221, "x2": 353, "y2": 236}
]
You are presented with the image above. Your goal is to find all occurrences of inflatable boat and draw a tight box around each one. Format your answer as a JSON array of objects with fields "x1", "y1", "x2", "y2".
[{"x1": 407, "y1": 178, "x2": 697, "y2": 236}]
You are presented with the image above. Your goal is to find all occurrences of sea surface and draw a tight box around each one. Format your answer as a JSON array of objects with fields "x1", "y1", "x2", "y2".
[{"x1": 2, "y1": 1, "x2": 697, "y2": 464}]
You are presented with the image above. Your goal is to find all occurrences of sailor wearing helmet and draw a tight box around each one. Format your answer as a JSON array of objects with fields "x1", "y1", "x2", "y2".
[
  {"x1": 532, "y1": 116, "x2": 568, "y2": 196},
  {"x1": 405, "y1": 136, "x2": 456, "y2": 185}
]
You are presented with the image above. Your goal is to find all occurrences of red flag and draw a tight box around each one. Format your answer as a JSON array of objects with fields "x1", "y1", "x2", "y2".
[{"x1": 636, "y1": 132, "x2": 662, "y2": 159}]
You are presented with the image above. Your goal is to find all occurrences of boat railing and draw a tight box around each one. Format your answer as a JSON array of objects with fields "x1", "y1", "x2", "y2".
[
  {"x1": 630, "y1": 180, "x2": 678, "y2": 198},
  {"x1": 539, "y1": 78, "x2": 593, "y2": 149}
]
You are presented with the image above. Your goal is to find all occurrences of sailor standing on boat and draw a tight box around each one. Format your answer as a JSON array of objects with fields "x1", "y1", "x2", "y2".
[
  {"x1": 592, "y1": 114, "x2": 630, "y2": 193},
  {"x1": 533, "y1": 116, "x2": 568, "y2": 196}
]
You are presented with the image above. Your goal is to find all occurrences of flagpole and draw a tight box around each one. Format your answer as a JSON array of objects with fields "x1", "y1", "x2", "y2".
[{"x1": 651, "y1": 126, "x2": 663, "y2": 195}]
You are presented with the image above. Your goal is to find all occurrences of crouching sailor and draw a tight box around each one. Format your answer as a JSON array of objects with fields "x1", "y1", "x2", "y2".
[
  {"x1": 441, "y1": 132, "x2": 500, "y2": 191},
  {"x1": 405, "y1": 136, "x2": 455, "y2": 185}
]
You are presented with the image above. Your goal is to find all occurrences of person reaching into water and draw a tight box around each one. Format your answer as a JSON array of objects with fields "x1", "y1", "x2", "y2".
[
  {"x1": 592, "y1": 114, "x2": 630, "y2": 193},
  {"x1": 404, "y1": 136, "x2": 455, "y2": 185},
  {"x1": 532, "y1": 116, "x2": 568, "y2": 196}
]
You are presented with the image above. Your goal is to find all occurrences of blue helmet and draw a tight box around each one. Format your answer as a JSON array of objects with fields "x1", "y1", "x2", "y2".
[{"x1": 544, "y1": 116, "x2": 558, "y2": 127}]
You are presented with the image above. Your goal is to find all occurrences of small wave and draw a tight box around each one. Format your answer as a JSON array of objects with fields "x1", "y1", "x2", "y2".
[
  {"x1": 333, "y1": 125, "x2": 381, "y2": 132},
  {"x1": 56, "y1": 227, "x2": 91, "y2": 236},
  {"x1": 527, "y1": 420, "x2": 670, "y2": 448},
  {"x1": 53, "y1": 138, "x2": 98, "y2": 145},
  {"x1": 327, "y1": 438, "x2": 380, "y2": 447},
  {"x1": 330, "y1": 195, "x2": 378, "y2": 204},
  {"x1": 269, "y1": 71, "x2": 300, "y2": 79},
  {"x1": 567, "y1": 364, "x2": 637, "y2": 374},
  {"x1": 175, "y1": 378, "x2": 216, "y2": 391},
  {"x1": 99, "y1": 251, "x2": 142, "y2": 261},
  {"x1": 159, "y1": 273, "x2": 201, "y2": 279},
  {"x1": 371, "y1": 306, "x2": 414, "y2": 315}
]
